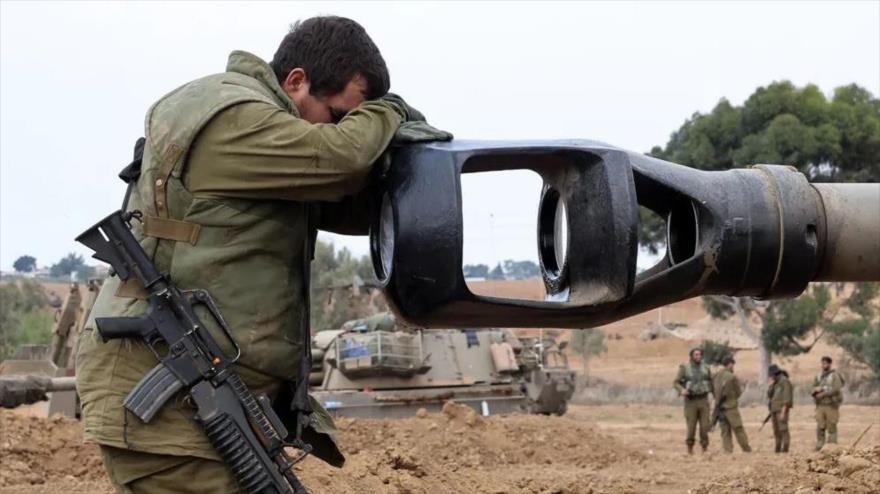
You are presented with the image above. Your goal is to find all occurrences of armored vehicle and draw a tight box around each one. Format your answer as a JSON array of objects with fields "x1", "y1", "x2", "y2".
[
  {"x1": 0, "y1": 279, "x2": 101, "y2": 415},
  {"x1": 309, "y1": 313, "x2": 575, "y2": 418}
]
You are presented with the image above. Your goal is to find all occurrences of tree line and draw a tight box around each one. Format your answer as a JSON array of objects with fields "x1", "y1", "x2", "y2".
[
  {"x1": 648, "y1": 81, "x2": 879, "y2": 380},
  {"x1": 12, "y1": 253, "x2": 96, "y2": 281}
]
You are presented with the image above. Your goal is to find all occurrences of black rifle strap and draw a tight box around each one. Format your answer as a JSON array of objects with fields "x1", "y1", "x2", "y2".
[
  {"x1": 119, "y1": 137, "x2": 146, "y2": 212},
  {"x1": 292, "y1": 204, "x2": 318, "y2": 436}
]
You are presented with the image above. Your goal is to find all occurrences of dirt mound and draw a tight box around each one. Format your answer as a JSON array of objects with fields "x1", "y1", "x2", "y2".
[
  {"x1": 0, "y1": 412, "x2": 111, "y2": 493},
  {"x1": 1, "y1": 403, "x2": 642, "y2": 494},
  {"x1": 694, "y1": 445, "x2": 880, "y2": 494},
  {"x1": 298, "y1": 401, "x2": 644, "y2": 493}
]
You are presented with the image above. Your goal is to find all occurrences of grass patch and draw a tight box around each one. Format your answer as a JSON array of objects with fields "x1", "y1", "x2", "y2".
[{"x1": 18, "y1": 309, "x2": 54, "y2": 346}]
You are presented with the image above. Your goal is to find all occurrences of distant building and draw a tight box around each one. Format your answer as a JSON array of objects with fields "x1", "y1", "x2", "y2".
[{"x1": 32, "y1": 267, "x2": 52, "y2": 279}]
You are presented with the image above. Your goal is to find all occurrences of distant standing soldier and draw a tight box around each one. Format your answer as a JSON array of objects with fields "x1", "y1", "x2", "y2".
[
  {"x1": 812, "y1": 356, "x2": 845, "y2": 450},
  {"x1": 712, "y1": 355, "x2": 752, "y2": 453},
  {"x1": 674, "y1": 347, "x2": 713, "y2": 454},
  {"x1": 767, "y1": 364, "x2": 793, "y2": 453}
]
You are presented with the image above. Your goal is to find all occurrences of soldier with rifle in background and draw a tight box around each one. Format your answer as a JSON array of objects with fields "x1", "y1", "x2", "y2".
[
  {"x1": 711, "y1": 355, "x2": 751, "y2": 453},
  {"x1": 674, "y1": 347, "x2": 713, "y2": 454},
  {"x1": 767, "y1": 364, "x2": 793, "y2": 453},
  {"x1": 812, "y1": 355, "x2": 845, "y2": 450}
]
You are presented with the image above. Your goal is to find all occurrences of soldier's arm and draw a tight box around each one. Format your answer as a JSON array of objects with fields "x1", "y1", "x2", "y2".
[
  {"x1": 783, "y1": 381, "x2": 794, "y2": 407},
  {"x1": 186, "y1": 100, "x2": 404, "y2": 202},
  {"x1": 673, "y1": 365, "x2": 686, "y2": 393},
  {"x1": 829, "y1": 372, "x2": 844, "y2": 396},
  {"x1": 724, "y1": 375, "x2": 739, "y2": 401},
  {"x1": 314, "y1": 189, "x2": 372, "y2": 235},
  {"x1": 707, "y1": 367, "x2": 714, "y2": 396}
]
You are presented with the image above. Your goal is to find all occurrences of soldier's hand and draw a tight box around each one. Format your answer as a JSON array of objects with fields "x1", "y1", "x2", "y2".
[
  {"x1": 381, "y1": 93, "x2": 426, "y2": 122},
  {"x1": 381, "y1": 93, "x2": 453, "y2": 144},
  {"x1": 680, "y1": 389, "x2": 689, "y2": 397}
]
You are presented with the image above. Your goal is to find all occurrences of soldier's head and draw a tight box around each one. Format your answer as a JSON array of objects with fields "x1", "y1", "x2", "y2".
[
  {"x1": 821, "y1": 355, "x2": 832, "y2": 371},
  {"x1": 721, "y1": 354, "x2": 735, "y2": 370},
  {"x1": 768, "y1": 364, "x2": 782, "y2": 380},
  {"x1": 271, "y1": 16, "x2": 390, "y2": 124},
  {"x1": 689, "y1": 347, "x2": 703, "y2": 364}
]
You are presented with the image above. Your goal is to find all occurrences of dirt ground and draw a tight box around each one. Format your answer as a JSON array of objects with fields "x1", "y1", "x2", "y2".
[{"x1": 2, "y1": 403, "x2": 877, "y2": 494}]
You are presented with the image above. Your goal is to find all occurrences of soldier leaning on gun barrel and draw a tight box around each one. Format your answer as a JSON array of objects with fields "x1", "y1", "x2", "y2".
[
  {"x1": 75, "y1": 16, "x2": 449, "y2": 493},
  {"x1": 674, "y1": 347, "x2": 713, "y2": 454},
  {"x1": 767, "y1": 364, "x2": 793, "y2": 453},
  {"x1": 712, "y1": 355, "x2": 751, "y2": 453},
  {"x1": 812, "y1": 355, "x2": 845, "y2": 450}
]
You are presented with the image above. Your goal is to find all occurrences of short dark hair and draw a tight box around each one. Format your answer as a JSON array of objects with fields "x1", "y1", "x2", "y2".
[
  {"x1": 821, "y1": 356, "x2": 832, "y2": 364},
  {"x1": 270, "y1": 16, "x2": 390, "y2": 100}
]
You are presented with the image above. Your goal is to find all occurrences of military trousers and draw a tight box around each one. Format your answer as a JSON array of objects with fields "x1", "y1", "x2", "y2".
[
  {"x1": 719, "y1": 408, "x2": 751, "y2": 453},
  {"x1": 771, "y1": 411, "x2": 790, "y2": 453},
  {"x1": 815, "y1": 404, "x2": 840, "y2": 434},
  {"x1": 684, "y1": 395, "x2": 711, "y2": 449},
  {"x1": 815, "y1": 404, "x2": 840, "y2": 449},
  {"x1": 100, "y1": 445, "x2": 241, "y2": 494}
]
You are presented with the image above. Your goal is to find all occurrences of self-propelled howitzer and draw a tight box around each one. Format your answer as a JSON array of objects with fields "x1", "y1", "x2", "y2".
[{"x1": 370, "y1": 140, "x2": 880, "y2": 328}]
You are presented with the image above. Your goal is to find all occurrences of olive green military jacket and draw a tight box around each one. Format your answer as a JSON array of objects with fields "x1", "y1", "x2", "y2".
[
  {"x1": 76, "y1": 50, "x2": 403, "y2": 464},
  {"x1": 813, "y1": 369, "x2": 844, "y2": 407},
  {"x1": 674, "y1": 361, "x2": 713, "y2": 397},
  {"x1": 768, "y1": 375, "x2": 793, "y2": 413},
  {"x1": 712, "y1": 368, "x2": 742, "y2": 410}
]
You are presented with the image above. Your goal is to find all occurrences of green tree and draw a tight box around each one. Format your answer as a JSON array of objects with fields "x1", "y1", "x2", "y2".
[
  {"x1": 309, "y1": 239, "x2": 379, "y2": 331},
  {"x1": 49, "y1": 253, "x2": 94, "y2": 281},
  {"x1": 700, "y1": 339, "x2": 736, "y2": 366},
  {"x1": 705, "y1": 284, "x2": 878, "y2": 380},
  {"x1": 463, "y1": 264, "x2": 490, "y2": 278},
  {"x1": 568, "y1": 328, "x2": 607, "y2": 383},
  {"x1": 502, "y1": 259, "x2": 540, "y2": 280},
  {"x1": 652, "y1": 81, "x2": 879, "y2": 181},
  {"x1": 824, "y1": 283, "x2": 880, "y2": 376},
  {"x1": 488, "y1": 263, "x2": 505, "y2": 280},
  {"x1": 650, "y1": 81, "x2": 879, "y2": 380},
  {"x1": 0, "y1": 280, "x2": 51, "y2": 359},
  {"x1": 13, "y1": 255, "x2": 37, "y2": 273}
]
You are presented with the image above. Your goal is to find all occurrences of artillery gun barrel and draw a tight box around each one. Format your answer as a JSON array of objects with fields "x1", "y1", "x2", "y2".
[
  {"x1": 812, "y1": 183, "x2": 880, "y2": 281},
  {"x1": 45, "y1": 376, "x2": 77, "y2": 392},
  {"x1": 0, "y1": 375, "x2": 77, "y2": 409},
  {"x1": 371, "y1": 140, "x2": 880, "y2": 329}
]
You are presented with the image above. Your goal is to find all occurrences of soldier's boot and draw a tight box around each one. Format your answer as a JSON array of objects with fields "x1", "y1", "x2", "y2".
[
  {"x1": 687, "y1": 443, "x2": 694, "y2": 455},
  {"x1": 828, "y1": 432, "x2": 838, "y2": 445},
  {"x1": 701, "y1": 444, "x2": 708, "y2": 453},
  {"x1": 815, "y1": 428, "x2": 826, "y2": 451},
  {"x1": 781, "y1": 433, "x2": 790, "y2": 453}
]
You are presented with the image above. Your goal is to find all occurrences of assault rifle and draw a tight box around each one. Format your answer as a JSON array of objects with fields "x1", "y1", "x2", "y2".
[
  {"x1": 76, "y1": 210, "x2": 310, "y2": 494},
  {"x1": 709, "y1": 396, "x2": 726, "y2": 432},
  {"x1": 759, "y1": 412, "x2": 773, "y2": 432}
]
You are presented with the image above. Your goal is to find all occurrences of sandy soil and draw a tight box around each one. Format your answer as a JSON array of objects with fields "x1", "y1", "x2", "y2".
[
  {"x1": 2, "y1": 403, "x2": 877, "y2": 494},
  {"x1": 467, "y1": 279, "x2": 865, "y2": 388}
]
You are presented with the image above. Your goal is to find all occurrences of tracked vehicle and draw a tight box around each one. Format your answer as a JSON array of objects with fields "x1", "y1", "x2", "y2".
[{"x1": 309, "y1": 313, "x2": 575, "y2": 418}]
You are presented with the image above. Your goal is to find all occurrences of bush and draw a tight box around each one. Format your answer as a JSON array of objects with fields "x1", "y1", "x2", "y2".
[
  {"x1": 701, "y1": 339, "x2": 735, "y2": 366},
  {"x1": 0, "y1": 280, "x2": 52, "y2": 359}
]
